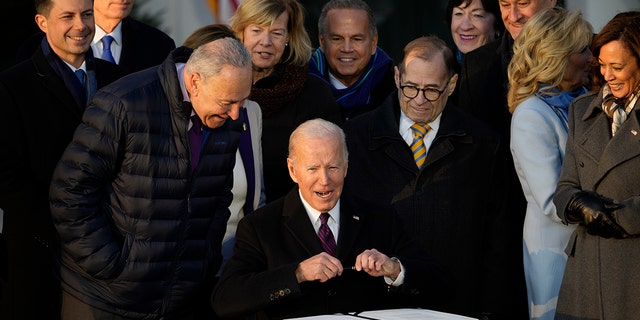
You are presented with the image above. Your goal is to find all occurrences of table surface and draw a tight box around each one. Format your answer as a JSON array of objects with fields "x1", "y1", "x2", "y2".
[{"x1": 285, "y1": 308, "x2": 475, "y2": 320}]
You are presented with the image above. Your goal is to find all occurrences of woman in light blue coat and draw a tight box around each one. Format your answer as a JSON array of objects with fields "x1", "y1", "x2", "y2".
[{"x1": 506, "y1": 7, "x2": 593, "y2": 320}]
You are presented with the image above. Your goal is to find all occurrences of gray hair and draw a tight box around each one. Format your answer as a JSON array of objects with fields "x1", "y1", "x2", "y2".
[
  {"x1": 185, "y1": 37, "x2": 251, "y2": 79},
  {"x1": 318, "y1": 0, "x2": 377, "y2": 38},
  {"x1": 288, "y1": 119, "x2": 348, "y2": 163}
]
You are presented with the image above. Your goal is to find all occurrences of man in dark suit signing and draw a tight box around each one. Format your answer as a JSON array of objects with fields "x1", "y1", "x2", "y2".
[{"x1": 212, "y1": 118, "x2": 449, "y2": 319}]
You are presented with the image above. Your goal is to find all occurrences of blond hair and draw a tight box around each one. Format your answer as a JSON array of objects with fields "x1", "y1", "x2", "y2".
[
  {"x1": 229, "y1": 0, "x2": 312, "y2": 67},
  {"x1": 507, "y1": 7, "x2": 593, "y2": 113}
]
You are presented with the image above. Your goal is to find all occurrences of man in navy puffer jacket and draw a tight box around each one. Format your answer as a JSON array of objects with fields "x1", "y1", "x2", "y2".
[{"x1": 49, "y1": 38, "x2": 252, "y2": 319}]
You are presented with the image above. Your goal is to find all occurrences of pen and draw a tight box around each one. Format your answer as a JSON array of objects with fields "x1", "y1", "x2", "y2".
[{"x1": 345, "y1": 266, "x2": 357, "y2": 270}]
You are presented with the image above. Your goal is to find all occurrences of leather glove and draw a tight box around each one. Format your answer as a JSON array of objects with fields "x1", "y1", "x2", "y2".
[{"x1": 566, "y1": 190, "x2": 628, "y2": 238}]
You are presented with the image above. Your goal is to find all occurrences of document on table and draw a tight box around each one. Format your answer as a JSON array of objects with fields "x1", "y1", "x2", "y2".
[
  {"x1": 355, "y1": 308, "x2": 475, "y2": 320},
  {"x1": 285, "y1": 308, "x2": 475, "y2": 320}
]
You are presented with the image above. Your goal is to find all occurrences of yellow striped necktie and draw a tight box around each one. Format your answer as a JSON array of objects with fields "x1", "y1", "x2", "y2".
[{"x1": 410, "y1": 123, "x2": 430, "y2": 169}]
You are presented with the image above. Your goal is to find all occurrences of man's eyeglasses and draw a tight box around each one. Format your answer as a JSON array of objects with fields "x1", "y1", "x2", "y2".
[{"x1": 400, "y1": 78, "x2": 451, "y2": 102}]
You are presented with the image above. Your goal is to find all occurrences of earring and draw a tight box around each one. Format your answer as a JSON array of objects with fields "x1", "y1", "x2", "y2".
[
  {"x1": 285, "y1": 43, "x2": 289, "y2": 46},
  {"x1": 495, "y1": 31, "x2": 501, "y2": 39}
]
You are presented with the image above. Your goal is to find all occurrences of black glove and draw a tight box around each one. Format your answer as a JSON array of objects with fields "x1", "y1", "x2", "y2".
[{"x1": 566, "y1": 190, "x2": 628, "y2": 238}]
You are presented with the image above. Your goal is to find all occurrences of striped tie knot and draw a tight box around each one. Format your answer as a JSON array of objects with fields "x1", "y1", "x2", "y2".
[{"x1": 410, "y1": 123, "x2": 430, "y2": 169}]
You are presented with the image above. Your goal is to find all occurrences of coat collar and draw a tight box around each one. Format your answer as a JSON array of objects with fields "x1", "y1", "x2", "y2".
[
  {"x1": 367, "y1": 93, "x2": 472, "y2": 171},
  {"x1": 158, "y1": 46, "x2": 194, "y2": 120},
  {"x1": 575, "y1": 90, "x2": 640, "y2": 183}
]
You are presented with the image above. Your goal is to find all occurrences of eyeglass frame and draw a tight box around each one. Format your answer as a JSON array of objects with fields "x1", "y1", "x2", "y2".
[{"x1": 399, "y1": 76, "x2": 452, "y2": 102}]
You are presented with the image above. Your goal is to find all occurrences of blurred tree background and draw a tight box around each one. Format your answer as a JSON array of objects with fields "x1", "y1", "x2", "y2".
[
  {"x1": 298, "y1": 0, "x2": 452, "y2": 63},
  {"x1": 2, "y1": 0, "x2": 582, "y2": 73},
  {"x1": 4, "y1": 0, "x2": 454, "y2": 71}
]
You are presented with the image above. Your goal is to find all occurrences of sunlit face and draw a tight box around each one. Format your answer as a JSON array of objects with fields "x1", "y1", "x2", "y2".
[
  {"x1": 599, "y1": 40, "x2": 640, "y2": 99},
  {"x1": 93, "y1": 0, "x2": 133, "y2": 22},
  {"x1": 451, "y1": 0, "x2": 498, "y2": 54},
  {"x1": 319, "y1": 8, "x2": 377, "y2": 87},
  {"x1": 394, "y1": 55, "x2": 457, "y2": 124},
  {"x1": 187, "y1": 64, "x2": 252, "y2": 129},
  {"x1": 242, "y1": 11, "x2": 289, "y2": 74},
  {"x1": 35, "y1": 0, "x2": 95, "y2": 68},
  {"x1": 498, "y1": 0, "x2": 556, "y2": 39},
  {"x1": 560, "y1": 47, "x2": 593, "y2": 92},
  {"x1": 287, "y1": 135, "x2": 347, "y2": 213}
]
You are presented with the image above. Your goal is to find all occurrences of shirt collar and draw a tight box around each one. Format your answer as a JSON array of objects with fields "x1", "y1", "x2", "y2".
[
  {"x1": 94, "y1": 21, "x2": 123, "y2": 45},
  {"x1": 399, "y1": 110, "x2": 441, "y2": 143},
  {"x1": 298, "y1": 189, "x2": 341, "y2": 226}
]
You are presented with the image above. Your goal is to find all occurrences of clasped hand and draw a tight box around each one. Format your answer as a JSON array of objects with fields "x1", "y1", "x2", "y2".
[
  {"x1": 295, "y1": 249, "x2": 400, "y2": 283},
  {"x1": 567, "y1": 190, "x2": 629, "y2": 239}
]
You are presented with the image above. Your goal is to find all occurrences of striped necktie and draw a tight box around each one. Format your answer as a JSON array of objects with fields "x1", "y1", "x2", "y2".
[
  {"x1": 410, "y1": 123, "x2": 430, "y2": 169},
  {"x1": 318, "y1": 213, "x2": 337, "y2": 256}
]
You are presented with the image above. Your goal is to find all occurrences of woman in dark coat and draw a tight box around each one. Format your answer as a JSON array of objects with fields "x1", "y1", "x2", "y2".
[{"x1": 553, "y1": 11, "x2": 640, "y2": 320}]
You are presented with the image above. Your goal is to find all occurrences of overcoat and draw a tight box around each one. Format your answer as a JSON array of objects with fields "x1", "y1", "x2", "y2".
[
  {"x1": 343, "y1": 93, "x2": 526, "y2": 319},
  {"x1": 0, "y1": 46, "x2": 122, "y2": 319},
  {"x1": 554, "y1": 90, "x2": 640, "y2": 320}
]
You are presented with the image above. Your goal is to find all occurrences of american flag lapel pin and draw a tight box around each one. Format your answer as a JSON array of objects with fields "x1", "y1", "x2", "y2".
[
  {"x1": 631, "y1": 129, "x2": 638, "y2": 136},
  {"x1": 353, "y1": 215, "x2": 360, "y2": 220}
]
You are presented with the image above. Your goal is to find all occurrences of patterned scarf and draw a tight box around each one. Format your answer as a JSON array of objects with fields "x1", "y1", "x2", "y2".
[
  {"x1": 602, "y1": 83, "x2": 640, "y2": 136},
  {"x1": 309, "y1": 47, "x2": 393, "y2": 118},
  {"x1": 250, "y1": 63, "x2": 307, "y2": 117}
]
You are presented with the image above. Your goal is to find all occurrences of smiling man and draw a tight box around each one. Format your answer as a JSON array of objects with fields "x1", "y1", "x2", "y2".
[
  {"x1": 212, "y1": 118, "x2": 450, "y2": 319},
  {"x1": 309, "y1": 0, "x2": 396, "y2": 121},
  {"x1": 458, "y1": 0, "x2": 557, "y2": 139},
  {"x1": 0, "y1": 0, "x2": 123, "y2": 318},
  {"x1": 48, "y1": 37, "x2": 252, "y2": 319},
  {"x1": 343, "y1": 35, "x2": 527, "y2": 319}
]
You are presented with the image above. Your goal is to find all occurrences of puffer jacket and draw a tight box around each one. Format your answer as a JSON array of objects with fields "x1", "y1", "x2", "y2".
[{"x1": 49, "y1": 47, "x2": 240, "y2": 319}]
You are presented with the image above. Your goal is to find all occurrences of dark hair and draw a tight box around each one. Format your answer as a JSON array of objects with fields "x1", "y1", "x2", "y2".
[
  {"x1": 183, "y1": 24, "x2": 237, "y2": 49},
  {"x1": 444, "y1": 0, "x2": 504, "y2": 37},
  {"x1": 398, "y1": 35, "x2": 457, "y2": 78},
  {"x1": 34, "y1": 0, "x2": 52, "y2": 15},
  {"x1": 591, "y1": 11, "x2": 640, "y2": 89},
  {"x1": 318, "y1": 0, "x2": 377, "y2": 38}
]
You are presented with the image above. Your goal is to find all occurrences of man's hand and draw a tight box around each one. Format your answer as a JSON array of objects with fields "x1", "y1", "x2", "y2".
[
  {"x1": 354, "y1": 249, "x2": 400, "y2": 279},
  {"x1": 295, "y1": 252, "x2": 344, "y2": 283}
]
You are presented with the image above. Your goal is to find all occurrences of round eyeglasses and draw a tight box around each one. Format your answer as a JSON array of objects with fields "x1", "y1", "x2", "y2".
[{"x1": 400, "y1": 78, "x2": 451, "y2": 102}]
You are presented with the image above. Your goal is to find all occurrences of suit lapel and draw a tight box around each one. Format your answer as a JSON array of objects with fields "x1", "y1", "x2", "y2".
[
  {"x1": 425, "y1": 105, "x2": 470, "y2": 167},
  {"x1": 596, "y1": 106, "x2": 640, "y2": 182},
  {"x1": 335, "y1": 202, "x2": 363, "y2": 260},
  {"x1": 282, "y1": 189, "x2": 324, "y2": 256},
  {"x1": 32, "y1": 51, "x2": 84, "y2": 118}
]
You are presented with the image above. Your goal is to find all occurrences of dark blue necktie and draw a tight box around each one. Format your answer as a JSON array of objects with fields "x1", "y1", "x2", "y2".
[
  {"x1": 74, "y1": 69, "x2": 86, "y2": 87},
  {"x1": 101, "y1": 35, "x2": 116, "y2": 63}
]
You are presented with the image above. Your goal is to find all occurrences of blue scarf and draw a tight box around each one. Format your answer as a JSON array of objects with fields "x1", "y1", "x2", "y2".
[
  {"x1": 309, "y1": 47, "x2": 393, "y2": 118},
  {"x1": 536, "y1": 86, "x2": 588, "y2": 131}
]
